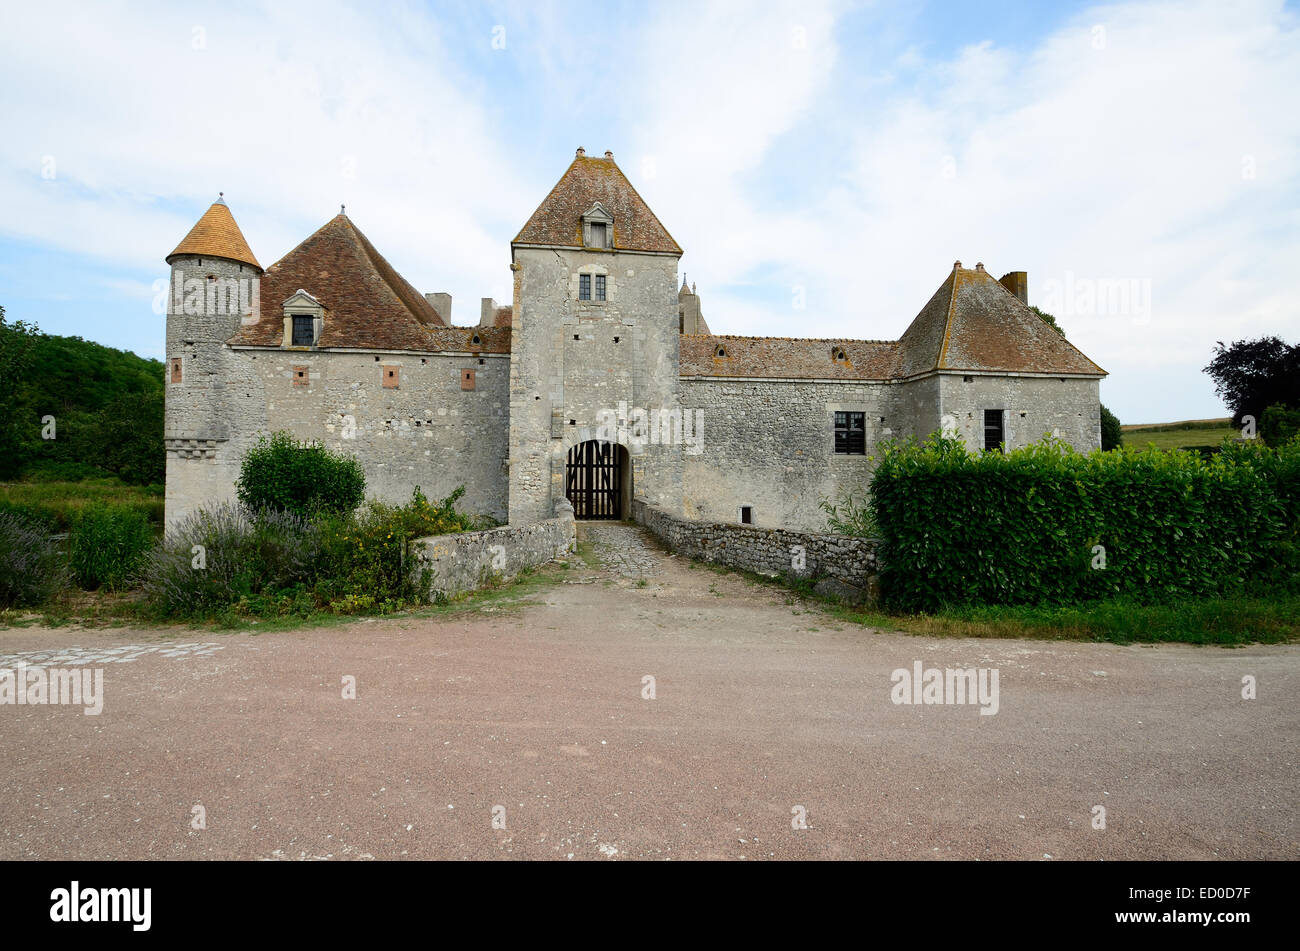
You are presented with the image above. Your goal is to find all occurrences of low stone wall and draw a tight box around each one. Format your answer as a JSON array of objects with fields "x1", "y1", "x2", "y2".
[
  {"x1": 632, "y1": 499, "x2": 880, "y2": 604},
  {"x1": 412, "y1": 499, "x2": 576, "y2": 599}
]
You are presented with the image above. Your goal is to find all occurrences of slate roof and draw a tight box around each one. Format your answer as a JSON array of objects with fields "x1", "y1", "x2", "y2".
[
  {"x1": 229, "y1": 214, "x2": 453, "y2": 350},
  {"x1": 167, "y1": 198, "x2": 261, "y2": 270},
  {"x1": 513, "y1": 153, "x2": 682, "y2": 254}
]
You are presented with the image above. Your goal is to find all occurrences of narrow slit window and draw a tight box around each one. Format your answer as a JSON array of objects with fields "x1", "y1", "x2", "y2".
[{"x1": 834, "y1": 411, "x2": 866, "y2": 455}]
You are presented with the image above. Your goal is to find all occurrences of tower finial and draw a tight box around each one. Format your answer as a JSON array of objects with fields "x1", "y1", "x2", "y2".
[
  {"x1": 341, "y1": 203, "x2": 346, "y2": 216},
  {"x1": 215, "y1": 191, "x2": 226, "y2": 205}
]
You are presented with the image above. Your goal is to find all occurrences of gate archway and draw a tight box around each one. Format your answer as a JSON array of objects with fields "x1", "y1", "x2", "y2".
[{"x1": 565, "y1": 440, "x2": 627, "y2": 519}]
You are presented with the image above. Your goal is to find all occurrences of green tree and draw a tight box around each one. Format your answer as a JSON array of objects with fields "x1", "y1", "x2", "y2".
[
  {"x1": 237, "y1": 432, "x2": 366, "y2": 517},
  {"x1": 1100, "y1": 404, "x2": 1123, "y2": 450},
  {"x1": 1261, "y1": 403, "x2": 1300, "y2": 446},
  {"x1": 1204, "y1": 336, "x2": 1300, "y2": 428},
  {"x1": 1030, "y1": 305, "x2": 1065, "y2": 336},
  {"x1": 0, "y1": 305, "x2": 43, "y2": 478}
]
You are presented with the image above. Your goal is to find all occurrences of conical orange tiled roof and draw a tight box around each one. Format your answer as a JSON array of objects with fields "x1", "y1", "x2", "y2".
[{"x1": 167, "y1": 197, "x2": 261, "y2": 270}]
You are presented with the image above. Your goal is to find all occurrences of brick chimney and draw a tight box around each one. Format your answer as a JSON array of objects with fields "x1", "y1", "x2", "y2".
[{"x1": 998, "y1": 271, "x2": 1028, "y2": 304}]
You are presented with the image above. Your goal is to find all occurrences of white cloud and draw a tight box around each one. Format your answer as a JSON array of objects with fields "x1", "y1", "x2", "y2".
[{"x1": 1, "y1": 0, "x2": 1296, "y2": 422}]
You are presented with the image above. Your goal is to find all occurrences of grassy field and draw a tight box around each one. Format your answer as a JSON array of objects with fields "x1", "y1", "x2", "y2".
[
  {"x1": 1121, "y1": 417, "x2": 1237, "y2": 451},
  {"x1": 0, "y1": 478, "x2": 164, "y2": 533}
]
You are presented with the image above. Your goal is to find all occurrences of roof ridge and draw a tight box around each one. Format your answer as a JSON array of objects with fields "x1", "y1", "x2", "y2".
[
  {"x1": 683, "y1": 332, "x2": 898, "y2": 344},
  {"x1": 936, "y1": 267, "x2": 961, "y2": 370}
]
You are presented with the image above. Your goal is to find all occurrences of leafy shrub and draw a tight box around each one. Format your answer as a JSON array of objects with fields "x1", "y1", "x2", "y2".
[
  {"x1": 0, "y1": 510, "x2": 69, "y2": 607},
  {"x1": 313, "y1": 486, "x2": 474, "y2": 611},
  {"x1": 140, "y1": 504, "x2": 323, "y2": 617},
  {"x1": 1261, "y1": 403, "x2": 1300, "y2": 447},
  {"x1": 140, "y1": 486, "x2": 475, "y2": 618},
  {"x1": 236, "y1": 432, "x2": 366, "y2": 518},
  {"x1": 821, "y1": 490, "x2": 879, "y2": 537},
  {"x1": 69, "y1": 503, "x2": 154, "y2": 590},
  {"x1": 865, "y1": 433, "x2": 1300, "y2": 611},
  {"x1": 1100, "y1": 404, "x2": 1123, "y2": 450}
]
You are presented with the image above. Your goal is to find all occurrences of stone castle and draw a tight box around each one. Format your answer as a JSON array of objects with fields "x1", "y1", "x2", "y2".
[{"x1": 164, "y1": 147, "x2": 1106, "y2": 531}]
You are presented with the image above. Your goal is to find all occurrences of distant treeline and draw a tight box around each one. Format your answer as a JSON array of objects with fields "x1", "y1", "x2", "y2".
[{"x1": 0, "y1": 305, "x2": 164, "y2": 485}]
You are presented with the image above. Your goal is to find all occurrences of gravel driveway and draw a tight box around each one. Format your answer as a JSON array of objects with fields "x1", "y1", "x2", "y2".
[{"x1": 1, "y1": 523, "x2": 1295, "y2": 860}]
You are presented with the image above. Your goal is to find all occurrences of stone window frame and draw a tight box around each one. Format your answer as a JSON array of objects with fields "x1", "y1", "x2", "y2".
[
  {"x1": 281, "y1": 289, "x2": 324, "y2": 349},
  {"x1": 461, "y1": 368, "x2": 476, "y2": 390},
  {"x1": 572, "y1": 264, "x2": 613, "y2": 309},
  {"x1": 739, "y1": 505, "x2": 754, "y2": 525},
  {"x1": 382, "y1": 365, "x2": 400, "y2": 389},
  {"x1": 581, "y1": 201, "x2": 614, "y2": 249},
  {"x1": 982, "y1": 407, "x2": 1007, "y2": 452},
  {"x1": 292, "y1": 365, "x2": 309, "y2": 387},
  {"x1": 169, "y1": 357, "x2": 182, "y2": 384},
  {"x1": 828, "y1": 401, "x2": 874, "y2": 463}
]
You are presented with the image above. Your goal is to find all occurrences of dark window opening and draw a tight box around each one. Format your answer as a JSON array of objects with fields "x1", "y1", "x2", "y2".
[
  {"x1": 595, "y1": 274, "x2": 606, "y2": 301},
  {"x1": 291, "y1": 315, "x2": 314, "y2": 346},
  {"x1": 834, "y1": 411, "x2": 866, "y2": 455},
  {"x1": 579, "y1": 274, "x2": 592, "y2": 300},
  {"x1": 740, "y1": 506, "x2": 753, "y2": 525},
  {"x1": 983, "y1": 409, "x2": 1004, "y2": 451},
  {"x1": 613, "y1": 336, "x2": 619, "y2": 343}
]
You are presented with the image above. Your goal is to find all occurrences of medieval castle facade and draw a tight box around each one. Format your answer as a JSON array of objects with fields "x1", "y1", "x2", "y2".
[{"x1": 164, "y1": 148, "x2": 1106, "y2": 531}]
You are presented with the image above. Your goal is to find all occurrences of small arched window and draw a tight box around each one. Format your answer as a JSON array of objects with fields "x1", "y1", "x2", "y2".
[
  {"x1": 716, "y1": 345, "x2": 727, "y2": 358},
  {"x1": 832, "y1": 347, "x2": 847, "y2": 363}
]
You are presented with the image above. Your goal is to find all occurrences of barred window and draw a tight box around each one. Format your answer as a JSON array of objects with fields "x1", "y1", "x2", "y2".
[
  {"x1": 579, "y1": 274, "x2": 591, "y2": 301},
  {"x1": 291, "y1": 315, "x2": 314, "y2": 346},
  {"x1": 834, "y1": 411, "x2": 866, "y2": 455},
  {"x1": 595, "y1": 274, "x2": 606, "y2": 301}
]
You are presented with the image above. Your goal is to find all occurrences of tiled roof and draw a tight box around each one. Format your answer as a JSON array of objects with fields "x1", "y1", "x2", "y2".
[
  {"x1": 229, "y1": 214, "x2": 451, "y2": 350},
  {"x1": 513, "y1": 153, "x2": 681, "y2": 254},
  {"x1": 680, "y1": 334, "x2": 901, "y2": 380},
  {"x1": 900, "y1": 266, "x2": 1106, "y2": 377},
  {"x1": 167, "y1": 198, "x2": 261, "y2": 270},
  {"x1": 680, "y1": 266, "x2": 1105, "y2": 380},
  {"x1": 427, "y1": 325, "x2": 511, "y2": 354}
]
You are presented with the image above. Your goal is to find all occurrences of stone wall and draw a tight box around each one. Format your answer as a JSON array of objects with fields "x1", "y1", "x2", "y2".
[
  {"x1": 937, "y1": 373, "x2": 1100, "y2": 452},
  {"x1": 412, "y1": 499, "x2": 576, "y2": 600},
  {"x1": 508, "y1": 246, "x2": 683, "y2": 525},
  {"x1": 632, "y1": 499, "x2": 879, "y2": 604}
]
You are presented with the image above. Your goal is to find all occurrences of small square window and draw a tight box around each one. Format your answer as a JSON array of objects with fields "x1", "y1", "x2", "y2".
[
  {"x1": 595, "y1": 274, "x2": 606, "y2": 301},
  {"x1": 834, "y1": 411, "x2": 866, "y2": 455},
  {"x1": 293, "y1": 365, "x2": 308, "y2": 386},
  {"x1": 579, "y1": 274, "x2": 591, "y2": 301},
  {"x1": 740, "y1": 506, "x2": 753, "y2": 525},
  {"x1": 169, "y1": 358, "x2": 182, "y2": 383},
  {"x1": 383, "y1": 366, "x2": 399, "y2": 389},
  {"x1": 291, "y1": 315, "x2": 314, "y2": 346}
]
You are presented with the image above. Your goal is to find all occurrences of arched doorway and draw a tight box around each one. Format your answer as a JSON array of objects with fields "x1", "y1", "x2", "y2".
[{"x1": 565, "y1": 440, "x2": 628, "y2": 519}]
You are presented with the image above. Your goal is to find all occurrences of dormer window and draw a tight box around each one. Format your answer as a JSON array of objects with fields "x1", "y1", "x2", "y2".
[
  {"x1": 833, "y1": 347, "x2": 848, "y2": 364},
  {"x1": 581, "y1": 202, "x2": 614, "y2": 249},
  {"x1": 291, "y1": 315, "x2": 314, "y2": 346},
  {"x1": 281, "y1": 289, "x2": 323, "y2": 348}
]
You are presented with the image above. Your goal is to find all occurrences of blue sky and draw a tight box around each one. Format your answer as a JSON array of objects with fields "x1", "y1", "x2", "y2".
[{"x1": 1, "y1": 0, "x2": 1297, "y2": 423}]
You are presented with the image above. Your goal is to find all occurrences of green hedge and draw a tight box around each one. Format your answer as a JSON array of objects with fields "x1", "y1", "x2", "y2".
[{"x1": 869, "y1": 435, "x2": 1300, "y2": 611}]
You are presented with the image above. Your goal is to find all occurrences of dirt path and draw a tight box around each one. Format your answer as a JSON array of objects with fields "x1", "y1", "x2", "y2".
[{"x1": 1, "y1": 522, "x2": 1296, "y2": 860}]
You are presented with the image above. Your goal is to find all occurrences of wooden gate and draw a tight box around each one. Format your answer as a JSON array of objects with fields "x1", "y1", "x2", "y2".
[{"x1": 566, "y1": 440, "x2": 621, "y2": 519}]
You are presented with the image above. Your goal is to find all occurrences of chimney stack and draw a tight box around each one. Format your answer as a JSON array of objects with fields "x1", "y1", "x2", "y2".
[
  {"x1": 998, "y1": 271, "x2": 1028, "y2": 304},
  {"x1": 426, "y1": 292, "x2": 452, "y2": 323}
]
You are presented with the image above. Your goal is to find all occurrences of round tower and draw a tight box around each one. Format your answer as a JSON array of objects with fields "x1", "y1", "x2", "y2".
[{"x1": 163, "y1": 195, "x2": 263, "y2": 524}]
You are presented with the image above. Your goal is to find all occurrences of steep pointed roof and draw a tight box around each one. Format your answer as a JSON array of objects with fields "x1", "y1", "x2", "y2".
[
  {"x1": 897, "y1": 265, "x2": 1106, "y2": 377},
  {"x1": 228, "y1": 213, "x2": 449, "y2": 350},
  {"x1": 167, "y1": 197, "x2": 261, "y2": 270},
  {"x1": 513, "y1": 153, "x2": 682, "y2": 254}
]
